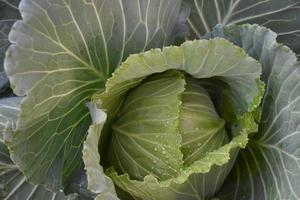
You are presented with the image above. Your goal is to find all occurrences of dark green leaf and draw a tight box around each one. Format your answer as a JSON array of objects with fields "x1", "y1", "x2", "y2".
[
  {"x1": 185, "y1": 0, "x2": 300, "y2": 59},
  {"x1": 0, "y1": 0, "x2": 20, "y2": 92}
]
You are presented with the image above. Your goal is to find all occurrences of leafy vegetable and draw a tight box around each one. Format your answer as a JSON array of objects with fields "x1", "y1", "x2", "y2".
[
  {"x1": 82, "y1": 38, "x2": 263, "y2": 199},
  {"x1": 1, "y1": 0, "x2": 300, "y2": 199},
  {"x1": 4, "y1": 0, "x2": 184, "y2": 190}
]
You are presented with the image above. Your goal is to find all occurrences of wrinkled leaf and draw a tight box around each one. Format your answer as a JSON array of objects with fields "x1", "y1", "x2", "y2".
[
  {"x1": 82, "y1": 102, "x2": 118, "y2": 199},
  {"x1": 207, "y1": 24, "x2": 300, "y2": 200},
  {"x1": 4, "y1": 0, "x2": 183, "y2": 190}
]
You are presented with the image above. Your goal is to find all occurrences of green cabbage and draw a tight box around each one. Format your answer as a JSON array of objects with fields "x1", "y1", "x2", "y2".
[
  {"x1": 1, "y1": 0, "x2": 300, "y2": 199},
  {"x1": 83, "y1": 38, "x2": 264, "y2": 199}
]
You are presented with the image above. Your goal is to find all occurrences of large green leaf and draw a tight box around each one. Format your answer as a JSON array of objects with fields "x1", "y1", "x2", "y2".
[
  {"x1": 207, "y1": 24, "x2": 300, "y2": 200},
  {"x1": 185, "y1": 0, "x2": 300, "y2": 58},
  {"x1": 84, "y1": 38, "x2": 263, "y2": 199},
  {"x1": 0, "y1": 0, "x2": 20, "y2": 92},
  {"x1": 4, "y1": 0, "x2": 183, "y2": 190},
  {"x1": 0, "y1": 97, "x2": 77, "y2": 200}
]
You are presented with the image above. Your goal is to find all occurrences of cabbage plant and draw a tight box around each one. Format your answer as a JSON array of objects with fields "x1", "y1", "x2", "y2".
[{"x1": 0, "y1": 0, "x2": 300, "y2": 200}]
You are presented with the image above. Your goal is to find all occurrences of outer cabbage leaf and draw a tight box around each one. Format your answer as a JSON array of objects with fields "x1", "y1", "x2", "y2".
[
  {"x1": 0, "y1": 0, "x2": 20, "y2": 92},
  {"x1": 207, "y1": 24, "x2": 300, "y2": 200},
  {"x1": 84, "y1": 38, "x2": 263, "y2": 199},
  {"x1": 0, "y1": 97, "x2": 77, "y2": 200},
  {"x1": 82, "y1": 102, "x2": 119, "y2": 200},
  {"x1": 4, "y1": 0, "x2": 183, "y2": 190},
  {"x1": 185, "y1": 0, "x2": 300, "y2": 59}
]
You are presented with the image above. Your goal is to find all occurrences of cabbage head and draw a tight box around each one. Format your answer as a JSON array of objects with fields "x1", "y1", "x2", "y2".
[{"x1": 83, "y1": 37, "x2": 264, "y2": 199}]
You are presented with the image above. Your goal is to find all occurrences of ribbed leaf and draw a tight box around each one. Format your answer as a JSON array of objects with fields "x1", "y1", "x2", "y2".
[
  {"x1": 207, "y1": 24, "x2": 300, "y2": 200},
  {"x1": 0, "y1": 97, "x2": 76, "y2": 200},
  {"x1": 185, "y1": 0, "x2": 300, "y2": 59},
  {"x1": 86, "y1": 38, "x2": 263, "y2": 199},
  {"x1": 4, "y1": 0, "x2": 183, "y2": 190}
]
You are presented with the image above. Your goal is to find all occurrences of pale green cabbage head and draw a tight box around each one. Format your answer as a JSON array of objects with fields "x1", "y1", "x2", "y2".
[
  {"x1": 83, "y1": 37, "x2": 264, "y2": 199},
  {"x1": 109, "y1": 71, "x2": 228, "y2": 180}
]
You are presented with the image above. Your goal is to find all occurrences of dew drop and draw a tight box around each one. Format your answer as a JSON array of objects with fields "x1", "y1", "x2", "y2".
[
  {"x1": 162, "y1": 151, "x2": 166, "y2": 155},
  {"x1": 154, "y1": 147, "x2": 158, "y2": 152},
  {"x1": 153, "y1": 160, "x2": 157, "y2": 164}
]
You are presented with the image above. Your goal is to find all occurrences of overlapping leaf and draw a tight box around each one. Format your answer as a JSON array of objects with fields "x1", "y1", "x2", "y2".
[
  {"x1": 108, "y1": 71, "x2": 185, "y2": 181},
  {"x1": 4, "y1": 0, "x2": 183, "y2": 190},
  {"x1": 185, "y1": 0, "x2": 300, "y2": 59},
  {"x1": 82, "y1": 102, "x2": 119, "y2": 200},
  {"x1": 84, "y1": 38, "x2": 263, "y2": 199},
  {"x1": 207, "y1": 24, "x2": 300, "y2": 200},
  {"x1": 0, "y1": 97, "x2": 77, "y2": 200}
]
